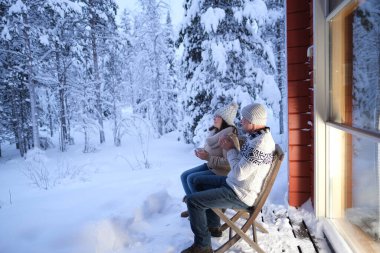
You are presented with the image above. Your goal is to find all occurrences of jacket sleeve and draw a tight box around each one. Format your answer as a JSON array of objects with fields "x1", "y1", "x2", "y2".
[
  {"x1": 206, "y1": 127, "x2": 233, "y2": 149},
  {"x1": 207, "y1": 155, "x2": 230, "y2": 176},
  {"x1": 226, "y1": 139, "x2": 263, "y2": 181},
  {"x1": 206, "y1": 132, "x2": 221, "y2": 149}
]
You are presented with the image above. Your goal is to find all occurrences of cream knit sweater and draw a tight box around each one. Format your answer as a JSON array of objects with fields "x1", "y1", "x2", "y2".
[
  {"x1": 204, "y1": 127, "x2": 235, "y2": 176},
  {"x1": 226, "y1": 129, "x2": 275, "y2": 206},
  {"x1": 204, "y1": 127, "x2": 235, "y2": 156}
]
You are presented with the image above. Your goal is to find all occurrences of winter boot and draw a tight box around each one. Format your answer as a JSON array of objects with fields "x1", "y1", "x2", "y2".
[
  {"x1": 209, "y1": 227, "x2": 223, "y2": 237},
  {"x1": 181, "y1": 210, "x2": 189, "y2": 218},
  {"x1": 181, "y1": 244, "x2": 213, "y2": 253}
]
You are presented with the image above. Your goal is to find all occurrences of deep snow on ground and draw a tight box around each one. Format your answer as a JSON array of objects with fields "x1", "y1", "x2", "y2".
[{"x1": 0, "y1": 123, "x2": 327, "y2": 253}]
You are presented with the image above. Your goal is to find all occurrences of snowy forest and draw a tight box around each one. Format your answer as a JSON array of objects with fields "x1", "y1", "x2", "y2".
[{"x1": 0, "y1": 0, "x2": 286, "y2": 157}]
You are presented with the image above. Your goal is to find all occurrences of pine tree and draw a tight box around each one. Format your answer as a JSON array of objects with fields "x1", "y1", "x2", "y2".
[
  {"x1": 38, "y1": 0, "x2": 83, "y2": 151},
  {"x1": 133, "y1": 0, "x2": 178, "y2": 136},
  {"x1": 80, "y1": 0, "x2": 118, "y2": 144},
  {"x1": 161, "y1": 12, "x2": 179, "y2": 133},
  {"x1": 178, "y1": 0, "x2": 284, "y2": 143},
  {"x1": 265, "y1": 0, "x2": 286, "y2": 134},
  {"x1": 70, "y1": 49, "x2": 99, "y2": 153},
  {"x1": 3, "y1": 0, "x2": 48, "y2": 150},
  {"x1": 0, "y1": 0, "x2": 50, "y2": 154},
  {"x1": 103, "y1": 33, "x2": 127, "y2": 146},
  {"x1": 120, "y1": 9, "x2": 135, "y2": 107}
]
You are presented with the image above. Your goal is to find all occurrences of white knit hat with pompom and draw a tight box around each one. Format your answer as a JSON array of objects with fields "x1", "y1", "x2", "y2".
[{"x1": 214, "y1": 102, "x2": 238, "y2": 126}]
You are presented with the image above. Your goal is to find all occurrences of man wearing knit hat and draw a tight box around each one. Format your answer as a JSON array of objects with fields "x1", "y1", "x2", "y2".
[{"x1": 181, "y1": 103, "x2": 276, "y2": 253}]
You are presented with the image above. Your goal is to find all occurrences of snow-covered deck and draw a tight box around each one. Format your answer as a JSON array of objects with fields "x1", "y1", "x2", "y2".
[{"x1": 214, "y1": 204, "x2": 331, "y2": 252}]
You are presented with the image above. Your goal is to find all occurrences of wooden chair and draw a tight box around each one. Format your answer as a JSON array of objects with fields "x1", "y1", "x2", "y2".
[{"x1": 212, "y1": 144, "x2": 285, "y2": 253}]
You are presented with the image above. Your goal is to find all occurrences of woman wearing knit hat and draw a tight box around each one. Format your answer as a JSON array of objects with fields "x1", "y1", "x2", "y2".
[
  {"x1": 180, "y1": 102, "x2": 239, "y2": 221},
  {"x1": 180, "y1": 103, "x2": 276, "y2": 253}
]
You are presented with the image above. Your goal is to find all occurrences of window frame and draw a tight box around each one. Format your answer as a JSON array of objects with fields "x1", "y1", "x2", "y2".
[
  {"x1": 314, "y1": 0, "x2": 380, "y2": 251},
  {"x1": 326, "y1": 0, "x2": 380, "y2": 141}
]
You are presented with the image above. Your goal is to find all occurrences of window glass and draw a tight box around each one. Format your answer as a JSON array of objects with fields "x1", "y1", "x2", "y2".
[
  {"x1": 329, "y1": 128, "x2": 380, "y2": 240},
  {"x1": 329, "y1": 0, "x2": 380, "y2": 134},
  {"x1": 329, "y1": 0, "x2": 345, "y2": 13},
  {"x1": 348, "y1": 135, "x2": 380, "y2": 240}
]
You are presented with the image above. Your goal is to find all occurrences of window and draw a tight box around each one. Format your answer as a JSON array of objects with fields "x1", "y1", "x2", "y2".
[
  {"x1": 329, "y1": 0, "x2": 380, "y2": 135},
  {"x1": 329, "y1": 128, "x2": 380, "y2": 240},
  {"x1": 329, "y1": 0, "x2": 345, "y2": 13},
  {"x1": 328, "y1": 0, "x2": 380, "y2": 243}
]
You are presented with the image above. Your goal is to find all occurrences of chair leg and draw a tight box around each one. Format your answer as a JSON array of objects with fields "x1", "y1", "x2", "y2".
[
  {"x1": 252, "y1": 224, "x2": 257, "y2": 242},
  {"x1": 254, "y1": 221, "x2": 268, "y2": 233},
  {"x1": 212, "y1": 208, "x2": 265, "y2": 253},
  {"x1": 221, "y1": 211, "x2": 243, "y2": 231}
]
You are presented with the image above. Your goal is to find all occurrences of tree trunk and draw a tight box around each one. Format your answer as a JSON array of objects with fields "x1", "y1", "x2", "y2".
[
  {"x1": 14, "y1": 82, "x2": 28, "y2": 157},
  {"x1": 153, "y1": 36, "x2": 163, "y2": 135},
  {"x1": 276, "y1": 18, "x2": 285, "y2": 135},
  {"x1": 46, "y1": 89, "x2": 54, "y2": 138},
  {"x1": 64, "y1": 92, "x2": 73, "y2": 144},
  {"x1": 112, "y1": 99, "x2": 121, "y2": 146},
  {"x1": 22, "y1": 13, "x2": 40, "y2": 149},
  {"x1": 55, "y1": 46, "x2": 68, "y2": 151},
  {"x1": 89, "y1": 1, "x2": 105, "y2": 144},
  {"x1": 28, "y1": 83, "x2": 39, "y2": 148},
  {"x1": 83, "y1": 125, "x2": 89, "y2": 153}
]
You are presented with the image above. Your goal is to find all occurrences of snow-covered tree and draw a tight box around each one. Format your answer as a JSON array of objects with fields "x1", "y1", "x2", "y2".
[
  {"x1": 37, "y1": 0, "x2": 83, "y2": 151},
  {"x1": 265, "y1": 0, "x2": 286, "y2": 134},
  {"x1": 0, "y1": 0, "x2": 58, "y2": 154},
  {"x1": 1, "y1": 0, "x2": 48, "y2": 150},
  {"x1": 119, "y1": 9, "x2": 135, "y2": 107},
  {"x1": 161, "y1": 11, "x2": 179, "y2": 133},
  {"x1": 178, "y1": 0, "x2": 284, "y2": 143},
  {"x1": 80, "y1": 0, "x2": 118, "y2": 144},
  {"x1": 70, "y1": 53, "x2": 99, "y2": 153},
  {"x1": 133, "y1": 0, "x2": 179, "y2": 136},
  {"x1": 103, "y1": 34, "x2": 127, "y2": 146},
  {"x1": 56, "y1": 2, "x2": 82, "y2": 149}
]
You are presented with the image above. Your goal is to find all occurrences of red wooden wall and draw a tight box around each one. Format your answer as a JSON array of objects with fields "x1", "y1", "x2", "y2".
[{"x1": 287, "y1": 0, "x2": 314, "y2": 207}]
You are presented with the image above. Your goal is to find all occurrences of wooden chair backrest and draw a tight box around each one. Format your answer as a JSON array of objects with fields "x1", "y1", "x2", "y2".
[{"x1": 251, "y1": 144, "x2": 284, "y2": 217}]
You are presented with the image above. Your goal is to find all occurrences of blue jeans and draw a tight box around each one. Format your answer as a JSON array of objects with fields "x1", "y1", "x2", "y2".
[
  {"x1": 186, "y1": 175, "x2": 250, "y2": 248},
  {"x1": 180, "y1": 163, "x2": 214, "y2": 195}
]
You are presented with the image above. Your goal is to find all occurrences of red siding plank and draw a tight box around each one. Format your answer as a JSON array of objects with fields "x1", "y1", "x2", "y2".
[
  {"x1": 289, "y1": 177, "x2": 311, "y2": 192},
  {"x1": 288, "y1": 145, "x2": 312, "y2": 161},
  {"x1": 287, "y1": 1, "x2": 309, "y2": 13},
  {"x1": 287, "y1": 30, "x2": 310, "y2": 47},
  {"x1": 289, "y1": 130, "x2": 312, "y2": 145},
  {"x1": 289, "y1": 161, "x2": 313, "y2": 177},
  {"x1": 288, "y1": 97, "x2": 311, "y2": 113},
  {"x1": 289, "y1": 192, "x2": 310, "y2": 207},
  {"x1": 288, "y1": 81, "x2": 311, "y2": 97},
  {"x1": 287, "y1": 12, "x2": 310, "y2": 30},
  {"x1": 288, "y1": 63, "x2": 310, "y2": 81},
  {"x1": 288, "y1": 47, "x2": 308, "y2": 64},
  {"x1": 288, "y1": 114, "x2": 311, "y2": 129}
]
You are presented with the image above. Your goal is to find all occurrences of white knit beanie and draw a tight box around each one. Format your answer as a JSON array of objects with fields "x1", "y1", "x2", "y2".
[
  {"x1": 214, "y1": 102, "x2": 238, "y2": 126},
  {"x1": 241, "y1": 103, "x2": 267, "y2": 126}
]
